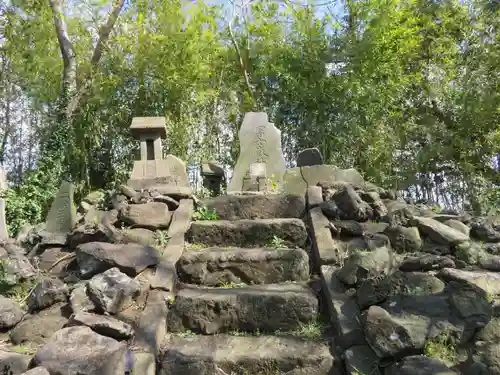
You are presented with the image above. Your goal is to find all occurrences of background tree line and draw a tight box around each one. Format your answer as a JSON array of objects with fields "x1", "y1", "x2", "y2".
[{"x1": 0, "y1": 0, "x2": 499, "y2": 235}]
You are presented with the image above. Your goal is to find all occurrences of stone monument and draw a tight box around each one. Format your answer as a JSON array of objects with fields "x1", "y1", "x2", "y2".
[
  {"x1": 0, "y1": 168, "x2": 8, "y2": 239},
  {"x1": 201, "y1": 161, "x2": 225, "y2": 196},
  {"x1": 127, "y1": 117, "x2": 191, "y2": 193},
  {"x1": 227, "y1": 112, "x2": 286, "y2": 193},
  {"x1": 45, "y1": 181, "x2": 77, "y2": 234}
]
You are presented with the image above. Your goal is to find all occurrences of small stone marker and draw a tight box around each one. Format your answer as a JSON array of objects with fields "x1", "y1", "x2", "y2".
[
  {"x1": 297, "y1": 148, "x2": 323, "y2": 167},
  {"x1": 0, "y1": 167, "x2": 8, "y2": 239},
  {"x1": 127, "y1": 117, "x2": 191, "y2": 192},
  {"x1": 228, "y1": 112, "x2": 286, "y2": 193},
  {"x1": 249, "y1": 162, "x2": 266, "y2": 179},
  {"x1": 242, "y1": 162, "x2": 267, "y2": 191},
  {"x1": 45, "y1": 181, "x2": 77, "y2": 233}
]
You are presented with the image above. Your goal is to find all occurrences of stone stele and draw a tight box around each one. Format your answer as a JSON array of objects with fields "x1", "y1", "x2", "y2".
[
  {"x1": 45, "y1": 180, "x2": 77, "y2": 234},
  {"x1": 228, "y1": 112, "x2": 286, "y2": 193}
]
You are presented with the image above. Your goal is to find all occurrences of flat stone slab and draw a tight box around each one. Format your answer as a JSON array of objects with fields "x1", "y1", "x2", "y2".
[
  {"x1": 437, "y1": 268, "x2": 500, "y2": 295},
  {"x1": 21, "y1": 367, "x2": 51, "y2": 375},
  {"x1": 131, "y1": 352, "x2": 155, "y2": 375},
  {"x1": 412, "y1": 216, "x2": 470, "y2": 245},
  {"x1": 127, "y1": 181, "x2": 193, "y2": 198},
  {"x1": 68, "y1": 312, "x2": 134, "y2": 340},
  {"x1": 385, "y1": 355, "x2": 458, "y2": 375},
  {"x1": 32, "y1": 326, "x2": 127, "y2": 375},
  {"x1": 308, "y1": 207, "x2": 346, "y2": 265},
  {"x1": 133, "y1": 290, "x2": 169, "y2": 353},
  {"x1": 151, "y1": 199, "x2": 194, "y2": 292},
  {"x1": 177, "y1": 247, "x2": 309, "y2": 286},
  {"x1": 187, "y1": 218, "x2": 307, "y2": 247},
  {"x1": 159, "y1": 334, "x2": 335, "y2": 375},
  {"x1": 202, "y1": 194, "x2": 305, "y2": 220},
  {"x1": 10, "y1": 303, "x2": 68, "y2": 346},
  {"x1": 167, "y1": 283, "x2": 318, "y2": 334},
  {"x1": 343, "y1": 345, "x2": 380, "y2": 375},
  {"x1": 283, "y1": 165, "x2": 364, "y2": 196},
  {"x1": 76, "y1": 242, "x2": 159, "y2": 278},
  {"x1": 321, "y1": 266, "x2": 365, "y2": 350}
]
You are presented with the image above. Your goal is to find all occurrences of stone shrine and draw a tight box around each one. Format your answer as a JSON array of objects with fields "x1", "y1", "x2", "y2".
[
  {"x1": 227, "y1": 112, "x2": 286, "y2": 193},
  {"x1": 201, "y1": 161, "x2": 225, "y2": 196},
  {"x1": 127, "y1": 117, "x2": 190, "y2": 192}
]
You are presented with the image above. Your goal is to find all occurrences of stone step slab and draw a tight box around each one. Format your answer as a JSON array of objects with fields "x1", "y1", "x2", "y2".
[
  {"x1": 202, "y1": 193, "x2": 306, "y2": 220},
  {"x1": 159, "y1": 334, "x2": 336, "y2": 375},
  {"x1": 187, "y1": 218, "x2": 307, "y2": 247},
  {"x1": 167, "y1": 283, "x2": 318, "y2": 334},
  {"x1": 321, "y1": 266, "x2": 365, "y2": 351},
  {"x1": 177, "y1": 247, "x2": 310, "y2": 286}
]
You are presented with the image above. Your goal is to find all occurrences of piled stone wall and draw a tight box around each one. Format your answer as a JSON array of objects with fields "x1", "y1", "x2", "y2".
[{"x1": 307, "y1": 179, "x2": 500, "y2": 375}]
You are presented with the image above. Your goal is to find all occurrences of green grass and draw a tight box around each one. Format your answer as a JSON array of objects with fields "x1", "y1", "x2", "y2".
[
  {"x1": 177, "y1": 329, "x2": 196, "y2": 338},
  {"x1": 192, "y1": 206, "x2": 219, "y2": 221},
  {"x1": 155, "y1": 230, "x2": 170, "y2": 247},
  {"x1": 218, "y1": 281, "x2": 246, "y2": 288},
  {"x1": 228, "y1": 319, "x2": 328, "y2": 341},
  {"x1": 0, "y1": 260, "x2": 38, "y2": 305},
  {"x1": 487, "y1": 293, "x2": 495, "y2": 303},
  {"x1": 423, "y1": 331, "x2": 458, "y2": 366},
  {"x1": 288, "y1": 319, "x2": 326, "y2": 340},
  {"x1": 228, "y1": 328, "x2": 260, "y2": 337},
  {"x1": 267, "y1": 235, "x2": 287, "y2": 249},
  {"x1": 10, "y1": 344, "x2": 37, "y2": 355},
  {"x1": 402, "y1": 285, "x2": 428, "y2": 296},
  {"x1": 185, "y1": 243, "x2": 204, "y2": 251},
  {"x1": 225, "y1": 360, "x2": 281, "y2": 375}
]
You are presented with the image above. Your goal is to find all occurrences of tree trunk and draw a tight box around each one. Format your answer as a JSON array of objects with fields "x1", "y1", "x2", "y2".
[
  {"x1": 48, "y1": 0, "x2": 125, "y2": 180},
  {"x1": 49, "y1": 0, "x2": 125, "y2": 119}
]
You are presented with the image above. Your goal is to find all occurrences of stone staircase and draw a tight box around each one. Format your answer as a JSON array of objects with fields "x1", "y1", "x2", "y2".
[{"x1": 160, "y1": 193, "x2": 337, "y2": 374}]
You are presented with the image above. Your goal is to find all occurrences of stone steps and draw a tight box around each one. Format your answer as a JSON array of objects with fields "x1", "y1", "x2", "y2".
[
  {"x1": 163, "y1": 195, "x2": 340, "y2": 373},
  {"x1": 187, "y1": 218, "x2": 307, "y2": 247},
  {"x1": 159, "y1": 333, "x2": 337, "y2": 375},
  {"x1": 167, "y1": 283, "x2": 319, "y2": 334},
  {"x1": 177, "y1": 247, "x2": 310, "y2": 286}
]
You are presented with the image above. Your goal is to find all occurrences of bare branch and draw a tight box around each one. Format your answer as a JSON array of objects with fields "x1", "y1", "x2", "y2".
[
  {"x1": 49, "y1": 0, "x2": 125, "y2": 119},
  {"x1": 90, "y1": 0, "x2": 125, "y2": 66},
  {"x1": 228, "y1": 0, "x2": 256, "y2": 107}
]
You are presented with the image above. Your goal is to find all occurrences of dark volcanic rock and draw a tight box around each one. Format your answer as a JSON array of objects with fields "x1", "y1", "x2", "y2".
[
  {"x1": 76, "y1": 242, "x2": 159, "y2": 278},
  {"x1": 177, "y1": 247, "x2": 309, "y2": 286}
]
